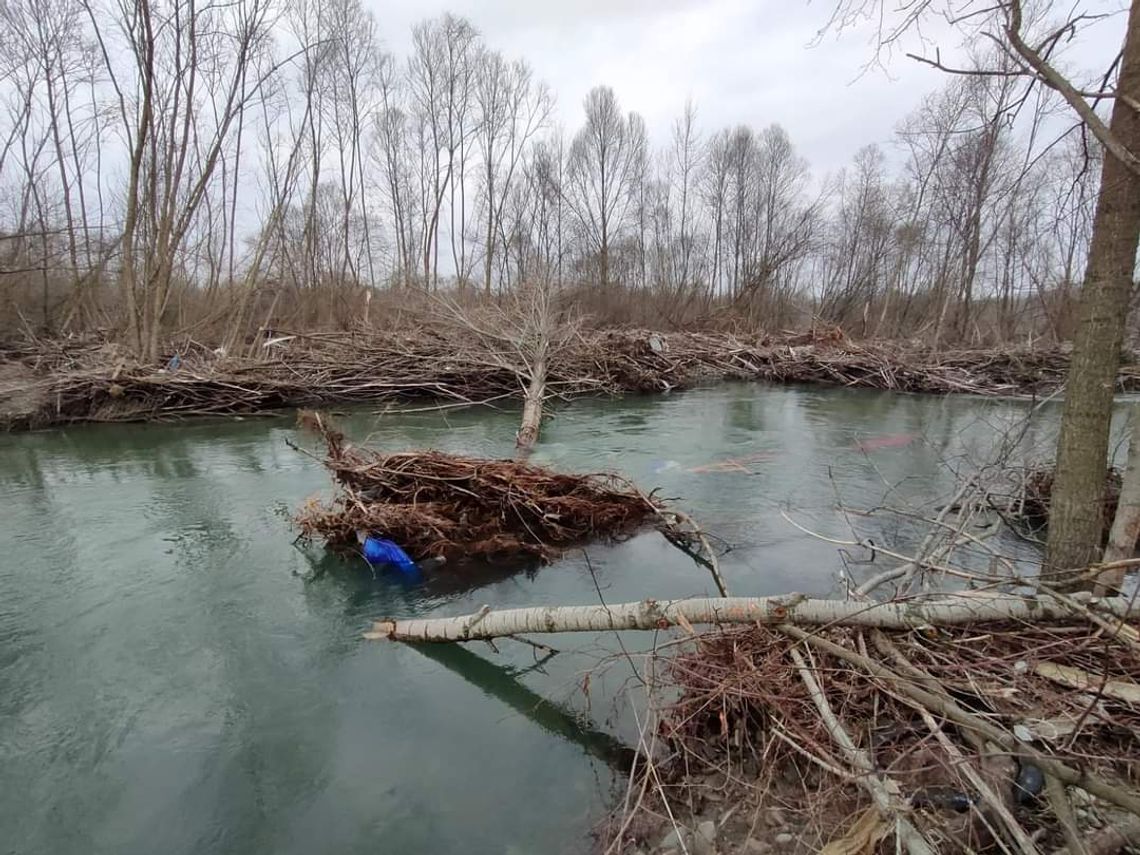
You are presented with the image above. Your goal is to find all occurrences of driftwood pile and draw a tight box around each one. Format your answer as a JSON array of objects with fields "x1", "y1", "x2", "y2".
[
  {"x1": 6, "y1": 328, "x2": 1140, "y2": 429},
  {"x1": 292, "y1": 411, "x2": 662, "y2": 564},
  {"x1": 606, "y1": 615, "x2": 1140, "y2": 855}
]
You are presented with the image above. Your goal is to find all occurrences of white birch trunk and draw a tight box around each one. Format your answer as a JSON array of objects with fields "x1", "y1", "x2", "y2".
[
  {"x1": 365, "y1": 593, "x2": 1139, "y2": 642},
  {"x1": 1098, "y1": 404, "x2": 1140, "y2": 594}
]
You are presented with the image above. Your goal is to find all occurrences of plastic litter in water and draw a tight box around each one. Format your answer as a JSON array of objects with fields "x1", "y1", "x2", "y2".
[{"x1": 362, "y1": 536, "x2": 419, "y2": 575}]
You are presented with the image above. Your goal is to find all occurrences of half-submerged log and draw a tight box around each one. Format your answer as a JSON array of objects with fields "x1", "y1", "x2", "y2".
[{"x1": 293, "y1": 411, "x2": 663, "y2": 564}]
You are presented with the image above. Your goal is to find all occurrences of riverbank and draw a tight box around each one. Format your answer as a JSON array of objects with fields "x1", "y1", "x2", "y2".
[
  {"x1": 3, "y1": 329, "x2": 1139, "y2": 430},
  {"x1": 598, "y1": 614, "x2": 1140, "y2": 855}
]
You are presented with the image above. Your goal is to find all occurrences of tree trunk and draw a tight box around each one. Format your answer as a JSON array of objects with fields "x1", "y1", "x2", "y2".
[
  {"x1": 1098, "y1": 404, "x2": 1140, "y2": 594},
  {"x1": 364, "y1": 593, "x2": 1138, "y2": 642},
  {"x1": 484, "y1": 164, "x2": 495, "y2": 296},
  {"x1": 1045, "y1": 3, "x2": 1140, "y2": 581},
  {"x1": 599, "y1": 234, "x2": 609, "y2": 289},
  {"x1": 515, "y1": 341, "x2": 547, "y2": 451}
]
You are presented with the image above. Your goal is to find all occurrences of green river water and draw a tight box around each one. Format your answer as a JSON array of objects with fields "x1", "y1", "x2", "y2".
[{"x1": 0, "y1": 384, "x2": 1098, "y2": 854}]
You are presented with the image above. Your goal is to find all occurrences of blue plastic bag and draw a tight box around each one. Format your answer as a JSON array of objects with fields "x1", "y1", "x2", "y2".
[{"x1": 361, "y1": 536, "x2": 419, "y2": 575}]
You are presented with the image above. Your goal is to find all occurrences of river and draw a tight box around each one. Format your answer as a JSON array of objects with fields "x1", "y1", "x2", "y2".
[{"x1": 0, "y1": 384, "x2": 1107, "y2": 854}]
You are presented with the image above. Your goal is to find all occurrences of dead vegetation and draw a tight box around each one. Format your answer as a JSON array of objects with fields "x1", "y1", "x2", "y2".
[
  {"x1": 602, "y1": 616, "x2": 1140, "y2": 855},
  {"x1": 5, "y1": 327, "x2": 1140, "y2": 430},
  {"x1": 1016, "y1": 467, "x2": 1124, "y2": 543},
  {"x1": 291, "y1": 410, "x2": 664, "y2": 564}
]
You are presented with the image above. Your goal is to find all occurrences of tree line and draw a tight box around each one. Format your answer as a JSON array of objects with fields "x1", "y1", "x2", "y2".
[{"x1": 0, "y1": 0, "x2": 1107, "y2": 354}]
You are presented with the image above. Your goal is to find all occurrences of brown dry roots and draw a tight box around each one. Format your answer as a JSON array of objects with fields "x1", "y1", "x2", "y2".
[
  {"x1": 606, "y1": 621, "x2": 1140, "y2": 854},
  {"x1": 293, "y1": 411, "x2": 663, "y2": 564}
]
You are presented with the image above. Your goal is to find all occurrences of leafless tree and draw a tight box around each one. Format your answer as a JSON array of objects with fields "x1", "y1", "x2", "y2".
[
  {"x1": 474, "y1": 51, "x2": 551, "y2": 295},
  {"x1": 565, "y1": 87, "x2": 645, "y2": 290},
  {"x1": 826, "y1": 0, "x2": 1140, "y2": 580},
  {"x1": 407, "y1": 13, "x2": 479, "y2": 289},
  {"x1": 0, "y1": 0, "x2": 1118, "y2": 397}
]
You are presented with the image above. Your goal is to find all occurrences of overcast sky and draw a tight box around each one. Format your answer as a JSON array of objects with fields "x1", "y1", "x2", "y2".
[{"x1": 364, "y1": 0, "x2": 1127, "y2": 178}]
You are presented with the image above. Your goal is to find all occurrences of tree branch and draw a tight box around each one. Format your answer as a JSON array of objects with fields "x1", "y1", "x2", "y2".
[{"x1": 1003, "y1": 0, "x2": 1140, "y2": 177}]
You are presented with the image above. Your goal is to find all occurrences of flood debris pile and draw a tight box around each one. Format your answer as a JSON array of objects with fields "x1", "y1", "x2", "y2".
[
  {"x1": 606, "y1": 617, "x2": 1140, "y2": 855},
  {"x1": 293, "y1": 412, "x2": 663, "y2": 564},
  {"x1": 991, "y1": 465, "x2": 1127, "y2": 555},
  {"x1": 7, "y1": 327, "x2": 1140, "y2": 429},
  {"x1": 759, "y1": 342, "x2": 1104, "y2": 396}
]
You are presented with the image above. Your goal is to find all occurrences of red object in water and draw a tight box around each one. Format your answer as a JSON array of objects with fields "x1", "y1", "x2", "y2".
[{"x1": 852, "y1": 433, "x2": 915, "y2": 452}]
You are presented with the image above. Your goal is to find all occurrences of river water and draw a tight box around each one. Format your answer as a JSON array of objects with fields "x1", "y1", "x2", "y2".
[{"x1": 0, "y1": 384, "x2": 1108, "y2": 854}]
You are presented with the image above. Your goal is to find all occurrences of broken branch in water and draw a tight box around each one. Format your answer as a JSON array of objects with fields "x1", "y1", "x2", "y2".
[{"x1": 655, "y1": 507, "x2": 730, "y2": 596}]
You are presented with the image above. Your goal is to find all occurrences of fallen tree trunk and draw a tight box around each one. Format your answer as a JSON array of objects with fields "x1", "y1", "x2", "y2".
[{"x1": 365, "y1": 592, "x2": 1140, "y2": 642}]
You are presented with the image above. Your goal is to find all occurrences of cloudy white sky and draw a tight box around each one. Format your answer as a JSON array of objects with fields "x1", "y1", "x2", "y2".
[{"x1": 365, "y1": 0, "x2": 1127, "y2": 177}]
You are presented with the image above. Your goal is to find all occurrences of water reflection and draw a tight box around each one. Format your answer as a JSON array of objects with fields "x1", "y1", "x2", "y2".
[{"x1": 410, "y1": 643, "x2": 636, "y2": 773}]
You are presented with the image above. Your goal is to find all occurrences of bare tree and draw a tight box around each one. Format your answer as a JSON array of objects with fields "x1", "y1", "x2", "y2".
[
  {"x1": 508, "y1": 131, "x2": 567, "y2": 286},
  {"x1": 437, "y1": 280, "x2": 580, "y2": 451},
  {"x1": 407, "y1": 13, "x2": 479, "y2": 289},
  {"x1": 81, "y1": 0, "x2": 283, "y2": 359},
  {"x1": 669, "y1": 100, "x2": 704, "y2": 292},
  {"x1": 827, "y1": 0, "x2": 1140, "y2": 580},
  {"x1": 819, "y1": 144, "x2": 899, "y2": 331},
  {"x1": 565, "y1": 87, "x2": 644, "y2": 289},
  {"x1": 0, "y1": 0, "x2": 1118, "y2": 373},
  {"x1": 474, "y1": 52, "x2": 551, "y2": 295}
]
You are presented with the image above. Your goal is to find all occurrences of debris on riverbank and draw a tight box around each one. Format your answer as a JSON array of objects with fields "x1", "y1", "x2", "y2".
[
  {"x1": 1014, "y1": 466, "x2": 1124, "y2": 541},
  {"x1": 5, "y1": 328, "x2": 1140, "y2": 430},
  {"x1": 601, "y1": 614, "x2": 1140, "y2": 855},
  {"x1": 994, "y1": 469, "x2": 1126, "y2": 563},
  {"x1": 292, "y1": 411, "x2": 663, "y2": 564}
]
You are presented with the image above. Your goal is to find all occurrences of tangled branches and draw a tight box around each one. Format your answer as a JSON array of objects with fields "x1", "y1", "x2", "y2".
[
  {"x1": 292, "y1": 411, "x2": 663, "y2": 564},
  {"x1": 606, "y1": 616, "x2": 1140, "y2": 855},
  {"x1": 6, "y1": 328, "x2": 1140, "y2": 429}
]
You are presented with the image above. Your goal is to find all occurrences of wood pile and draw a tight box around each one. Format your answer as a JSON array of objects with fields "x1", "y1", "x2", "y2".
[
  {"x1": 1005, "y1": 466, "x2": 1124, "y2": 545},
  {"x1": 292, "y1": 411, "x2": 662, "y2": 564},
  {"x1": 606, "y1": 617, "x2": 1140, "y2": 854},
  {"x1": 5, "y1": 328, "x2": 1140, "y2": 429}
]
